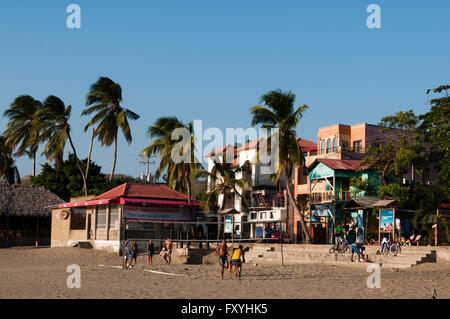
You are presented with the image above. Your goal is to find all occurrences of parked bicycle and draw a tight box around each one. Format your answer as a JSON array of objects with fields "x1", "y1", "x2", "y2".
[
  {"x1": 329, "y1": 236, "x2": 348, "y2": 254},
  {"x1": 381, "y1": 238, "x2": 400, "y2": 256}
]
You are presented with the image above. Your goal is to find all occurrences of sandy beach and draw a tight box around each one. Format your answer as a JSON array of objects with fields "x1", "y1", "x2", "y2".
[{"x1": 0, "y1": 247, "x2": 449, "y2": 299}]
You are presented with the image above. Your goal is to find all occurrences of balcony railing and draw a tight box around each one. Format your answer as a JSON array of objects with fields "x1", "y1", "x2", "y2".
[{"x1": 310, "y1": 191, "x2": 357, "y2": 203}]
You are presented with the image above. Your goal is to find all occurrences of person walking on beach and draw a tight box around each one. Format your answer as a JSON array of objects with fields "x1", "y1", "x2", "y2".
[
  {"x1": 230, "y1": 245, "x2": 245, "y2": 277},
  {"x1": 147, "y1": 240, "x2": 154, "y2": 266},
  {"x1": 215, "y1": 239, "x2": 229, "y2": 279},
  {"x1": 122, "y1": 239, "x2": 131, "y2": 269},
  {"x1": 130, "y1": 240, "x2": 138, "y2": 266},
  {"x1": 163, "y1": 237, "x2": 173, "y2": 265}
]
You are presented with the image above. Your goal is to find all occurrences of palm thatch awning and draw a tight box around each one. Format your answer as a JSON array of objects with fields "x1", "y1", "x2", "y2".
[{"x1": 0, "y1": 184, "x2": 63, "y2": 217}]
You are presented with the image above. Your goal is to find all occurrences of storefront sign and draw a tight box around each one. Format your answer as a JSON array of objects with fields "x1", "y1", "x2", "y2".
[
  {"x1": 123, "y1": 205, "x2": 192, "y2": 222},
  {"x1": 380, "y1": 209, "x2": 394, "y2": 232},
  {"x1": 224, "y1": 216, "x2": 233, "y2": 233},
  {"x1": 58, "y1": 210, "x2": 70, "y2": 220}
]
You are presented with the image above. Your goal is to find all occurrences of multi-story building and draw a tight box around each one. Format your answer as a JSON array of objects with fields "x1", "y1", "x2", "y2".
[
  {"x1": 294, "y1": 122, "x2": 408, "y2": 244},
  {"x1": 205, "y1": 137, "x2": 316, "y2": 240}
]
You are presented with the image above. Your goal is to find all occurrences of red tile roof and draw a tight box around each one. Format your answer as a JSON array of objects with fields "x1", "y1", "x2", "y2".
[
  {"x1": 297, "y1": 138, "x2": 317, "y2": 151},
  {"x1": 204, "y1": 144, "x2": 238, "y2": 157},
  {"x1": 95, "y1": 183, "x2": 189, "y2": 201},
  {"x1": 235, "y1": 137, "x2": 266, "y2": 152},
  {"x1": 316, "y1": 159, "x2": 362, "y2": 170}
]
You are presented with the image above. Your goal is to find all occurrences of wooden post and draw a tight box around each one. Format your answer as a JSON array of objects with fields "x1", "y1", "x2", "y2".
[{"x1": 35, "y1": 216, "x2": 39, "y2": 247}]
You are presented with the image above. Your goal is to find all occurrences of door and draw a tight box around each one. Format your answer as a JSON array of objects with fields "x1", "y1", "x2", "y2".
[{"x1": 87, "y1": 214, "x2": 92, "y2": 240}]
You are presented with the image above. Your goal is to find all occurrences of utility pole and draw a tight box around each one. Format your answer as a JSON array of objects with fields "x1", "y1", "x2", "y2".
[{"x1": 138, "y1": 154, "x2": 156, "y2": 183}]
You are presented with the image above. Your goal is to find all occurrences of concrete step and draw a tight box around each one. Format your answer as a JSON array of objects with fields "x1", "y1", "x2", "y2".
[{"x1": 377, "y1": 262, "x2": 416, "y2": 269}]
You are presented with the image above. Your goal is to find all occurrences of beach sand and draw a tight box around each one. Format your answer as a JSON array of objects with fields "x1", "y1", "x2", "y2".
[{"x1": 0, "y1": 247, "x2": 449, "y2": 299}]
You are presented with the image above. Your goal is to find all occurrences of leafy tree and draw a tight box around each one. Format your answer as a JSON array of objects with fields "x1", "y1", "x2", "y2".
[
  {"x1": 36, "y1": 96, "x2": 88, "y2": 195},
  {"x1": 3, "y1": 95, "x2": 42, "y2": 176},
  {"x1": 83, "y1": 77, "x2": 140, "y2": 181},
  {"x1": 194, "y1": 161, "x2": 248, "y2": 239},
  {"x1": 410, "y1": 185, "x2": 448, "y2": 243},
  {"x1": 250, "y1": 89, "x2": 311, "y2": 243},
  {"x1": 362, "y1": 110, "x2": 428, "y2": 186},
  {"x1": 378, "y1": 183, "x2": 410, "y2": 205},
  {"x1": 421, "y1": 85, "x2": 450, "y2": 192},
  {"x1": 142, "y1": 117, "x2": 201, "y2": 203},
  {"x1": 0, "y1": 136, "x2": 21, "y2": 184},
  {"x1": 30, "y1": 154, "x2": 128, "y2": 201}
]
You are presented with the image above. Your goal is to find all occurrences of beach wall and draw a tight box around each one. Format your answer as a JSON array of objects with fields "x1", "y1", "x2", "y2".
[{"x1": 435, "y1": 246, "x2": 450, "y2": 263}]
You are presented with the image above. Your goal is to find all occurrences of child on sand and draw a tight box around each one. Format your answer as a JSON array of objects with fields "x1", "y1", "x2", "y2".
[
  {"x1": 230, "y1": 245, "x2": 245, "y2": 277},
  {"x1": 215, "y1": 239, "x2": 229, "y2": 279},
  {"x1": 147, "y1": 240, "x2": 154, "y2": 266},
  {"x1": 122, "y1": 239, "x2": 131, "y2": 269}
]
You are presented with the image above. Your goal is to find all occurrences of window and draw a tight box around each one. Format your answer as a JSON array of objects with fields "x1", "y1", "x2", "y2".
[
  {"x1": 70, "y1": 208, "x2": 86, "y2": 230},
  {"x1": 250, "y1": 212, "x2": 257, "y2": 220},
  {"x1": 353, "y1": 140, "x2": 363, "y2": 153},
  {"x1": 332, "y1": 137, "x2": 338, "y2": 152},
  {"x1": 321, "y1": 139, "x2": 326, "y2": 154},
  {"x1": 326, "y1": 138, "x2": 331, "y2": 153},
  {"x1": 96, "y1": 206, "x2": 107, "y2": 229},
  {"x1": 109, "y1": 205, "x2": 120, "y2": 229},
  {"x1": 342, "y1": 141, "x2": 349, "y2": 152}
]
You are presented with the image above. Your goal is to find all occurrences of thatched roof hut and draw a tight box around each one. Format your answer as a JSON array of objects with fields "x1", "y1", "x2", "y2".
[{"x1": 0, "y1": 184, "x2": 63, "y2": 217}]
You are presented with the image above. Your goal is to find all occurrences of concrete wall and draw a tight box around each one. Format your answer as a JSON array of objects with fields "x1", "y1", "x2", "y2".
[{"x1": 436, "y1": 246, "x2": 450, "y2": 263}]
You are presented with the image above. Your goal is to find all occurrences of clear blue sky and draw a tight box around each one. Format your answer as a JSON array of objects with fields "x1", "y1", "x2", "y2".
[{"x1": 1, "y1": 0, "x2": 449, "y2": 178}]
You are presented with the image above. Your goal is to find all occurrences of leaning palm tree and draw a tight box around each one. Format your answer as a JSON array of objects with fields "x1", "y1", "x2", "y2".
[
  {"x1": 36, "y1": 95, "x2": 88, "y2": 195},
  {"x1": 250, "y1": 89, "x2": 312, "y2": 243},
  {"x1": 83, "y1": 77, "x2": 140, "y2": 181},
  {"x1": 194, "y1": 161, "x2": 249, "y2": 239},
  {"x1": 142, "y1": 117, "x2": 201, "y2": 203},
  {"x1": 3, "y1": 95, "x2": 42, "y2": 176},
  {"x1": 0, "y1": 136, "x2": 21, "y2": 184}
]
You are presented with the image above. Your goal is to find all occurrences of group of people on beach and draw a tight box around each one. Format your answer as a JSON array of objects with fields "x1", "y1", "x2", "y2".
[
  {"x1": 215, "y1": 239, "x2": 245, "y2": 279},
  {"x1": 122, "y1": 237, "x2": 173, "y2": 269}
]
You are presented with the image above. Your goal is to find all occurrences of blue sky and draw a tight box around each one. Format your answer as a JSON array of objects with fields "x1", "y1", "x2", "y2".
[{"x1": 1, "y1": 0, "x2": 449, "y2": 179}]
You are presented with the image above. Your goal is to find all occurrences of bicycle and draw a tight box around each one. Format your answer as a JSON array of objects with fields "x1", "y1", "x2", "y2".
[
  {"x1": 329, "y1": 236, "x2": 348, "y2": 254},
  {"x1": 381, "y1": 239, "x2": 400, "y2": 256}
]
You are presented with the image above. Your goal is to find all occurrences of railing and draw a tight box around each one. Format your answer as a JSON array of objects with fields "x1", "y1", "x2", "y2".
[{"x1": 310, "y1": 191, "x2": 357, "y2": 203}]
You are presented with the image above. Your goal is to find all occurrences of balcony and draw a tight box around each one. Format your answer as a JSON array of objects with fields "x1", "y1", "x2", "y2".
[{"x1": 310, "y1": 191, "x2": 357, "y2": 203}]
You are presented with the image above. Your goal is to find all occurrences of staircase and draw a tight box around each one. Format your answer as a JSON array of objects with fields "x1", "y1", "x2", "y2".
[
  {"x1": 243, "y1": 244, "x2": 436, "y2": 269},
  {"x1": 372, "y1": 246, "x2": 436, "y2": 269}
]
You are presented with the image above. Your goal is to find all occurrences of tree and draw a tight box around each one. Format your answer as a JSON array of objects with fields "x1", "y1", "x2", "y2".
[
  {"x1": 362, "y1": 110, "x2": 428, "y2": 186},
  {"x1": 142, "y1": 117, "x2": 201, "y2": 203},
  {"x1": 421, "y1": 85, "x2": 450, "y2": 192},
  {"x1": 194, "y1": 161, "x2": 248, "y2": 239},
  {"x1": 2, "y1": 95, "x2": 42, "y2": 176},
  {"x1": 250, "y1": 89, "x2": 311, "y2": 243},
  {"x1": 36, "y1": 96, "x2": 88, "y2": 195},
  {"x1": 30, "y1": 154, "x2": 134, "y2": 201},
  {"x1": 0, "y1": 136, "x2": 21, "y2": 184},
  {"x1": 83, "y1": 77, "x2": 140, "y2": 181}
]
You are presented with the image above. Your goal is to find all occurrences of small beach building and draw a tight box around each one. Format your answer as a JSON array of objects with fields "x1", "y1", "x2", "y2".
[
  {"x1": 0, "y1": 184, "x2": 63, "y2": 247},
  {"x1": 51, "y1": 183, "x2": 200, "y2": 253}
]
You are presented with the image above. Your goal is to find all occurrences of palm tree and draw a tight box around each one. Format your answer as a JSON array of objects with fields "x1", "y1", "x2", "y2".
[
  {"x1": 37, "y1": 95, "x2": 88, "y2": 195},
  {"x1": 194, "y1": 161, "x2": 249, "y2": 239},
  {"x1": 250, "y1": 89, "x2": 311, "y2": 243},
  {"x1": 142, "y1": 117, "x2": 201, "y2": 203},
  {"x1": 83, "y1": 77, "x2": 140, "y2": 181},
  {"x1": 3, "y1": 95, "x2": 42, "y2": 176},
  {"x1": 0, "y1": 136, "x2": 21, "y2": 184}
]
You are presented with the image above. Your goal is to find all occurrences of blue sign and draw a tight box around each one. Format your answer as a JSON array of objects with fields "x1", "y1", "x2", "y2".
[{"x1": 224, "y1": 215, "x2": 233, "y2": 233}]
